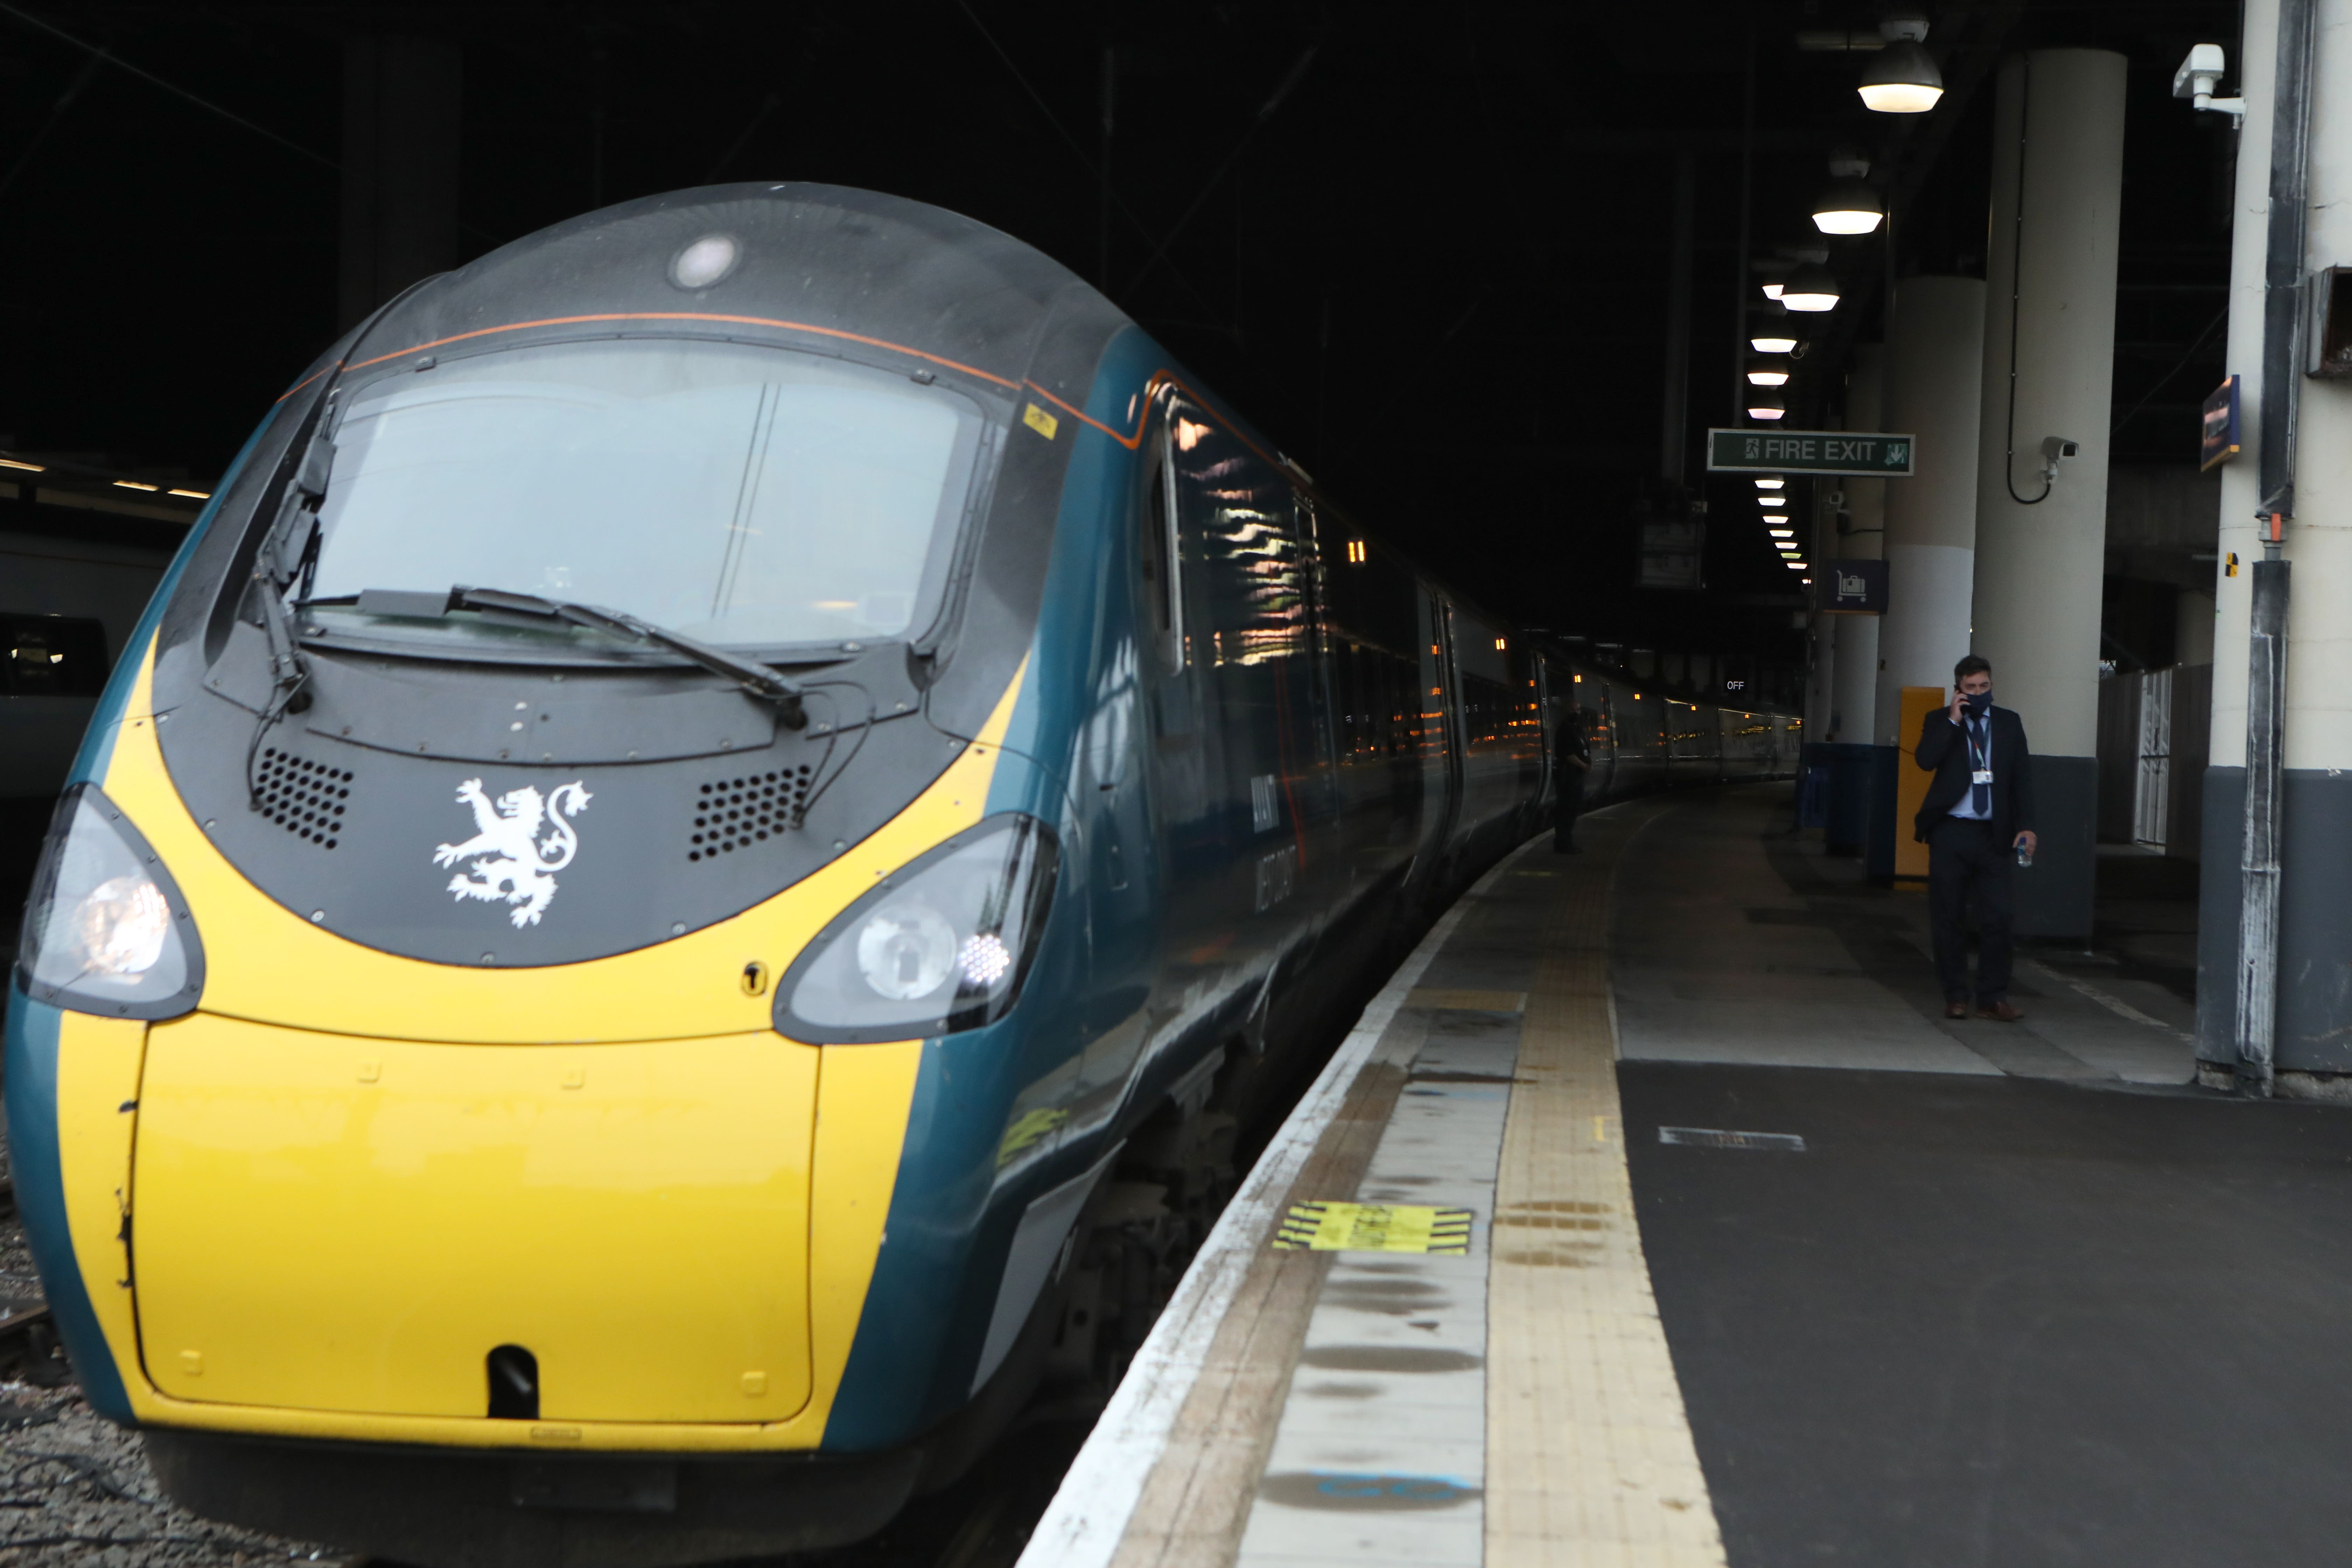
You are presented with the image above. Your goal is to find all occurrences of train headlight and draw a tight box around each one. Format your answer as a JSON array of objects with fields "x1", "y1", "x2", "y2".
[
  {"x1": 18, "y1": 784, "x2": 204, "y2": 1018},
  {"x1": 855, "y1": 902, "x2": 959, "y2": 1000},
  {"x1": 777, "y1": 815, "x2": 1058, "y2": 1043}
]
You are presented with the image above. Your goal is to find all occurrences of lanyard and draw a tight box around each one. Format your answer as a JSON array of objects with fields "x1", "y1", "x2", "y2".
[{"x1": 1965, "y1": 712, "x2": 1989, "y2": 772}]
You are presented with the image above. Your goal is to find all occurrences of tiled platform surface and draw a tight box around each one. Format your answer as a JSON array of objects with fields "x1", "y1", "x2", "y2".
[
  {"x1": 1023, "y1": 783, "x2": 2343, "y2": 1568},
  {"x1": 1613, "y1": 786, "x2": 2194, "y2": 1084},
  {"x1": 1023, "y1": 797, "x2": 1723, "y2": 1568}
]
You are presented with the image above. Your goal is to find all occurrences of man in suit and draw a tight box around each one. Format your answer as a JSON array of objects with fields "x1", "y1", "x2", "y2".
[
  {"x1": 1554, "y1": 701, "x2": 1592, "y2": 853},
  {"x1": 1914, "y1": 654, "x2": 2038, "y2": 1021}
]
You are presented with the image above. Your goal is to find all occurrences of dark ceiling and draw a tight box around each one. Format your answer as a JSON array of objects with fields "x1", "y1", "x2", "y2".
[{"x1": 0, "y1": 0, "x2": 2244, "y2": 677}]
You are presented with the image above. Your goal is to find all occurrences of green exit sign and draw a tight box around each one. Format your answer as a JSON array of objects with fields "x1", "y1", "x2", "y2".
[{"x1": 1706, "y1": 429, "x2": 1916, "y2": 475}]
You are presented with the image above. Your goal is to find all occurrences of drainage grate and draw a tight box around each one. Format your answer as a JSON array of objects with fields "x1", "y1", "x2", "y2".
[
  {"x1": 256, "y1": 748, "x2": 351, "y2": 849},
  {"x1": 688, "y1": 766, "x2": 813, "y2": 862},
  {"x1": 1657, "y1": 1126, "x2": 1806, "y2": 1152}
]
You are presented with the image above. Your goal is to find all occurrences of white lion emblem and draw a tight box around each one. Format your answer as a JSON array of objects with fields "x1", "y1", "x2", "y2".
[{"x1": 432, "y1": 778, "x2": 593, "y2": 927}]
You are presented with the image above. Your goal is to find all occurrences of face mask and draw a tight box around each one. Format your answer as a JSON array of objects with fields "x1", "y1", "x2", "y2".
[{"x1": 1963, "y1": 690, "x2": 1993, "y2": 715}]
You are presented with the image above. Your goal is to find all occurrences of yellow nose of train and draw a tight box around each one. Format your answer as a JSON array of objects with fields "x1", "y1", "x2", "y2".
[{"x1": 34, "y1": 646, "x2": 1023, "y2": 1446}]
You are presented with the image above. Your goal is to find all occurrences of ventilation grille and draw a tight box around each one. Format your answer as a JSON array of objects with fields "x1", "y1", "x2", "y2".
[
  {"x1": 258, "y1": 748, "x2": 351, "y2": 849},
  {"x1": 690, "y1": 767, "x2": 813, "y2": 862}
]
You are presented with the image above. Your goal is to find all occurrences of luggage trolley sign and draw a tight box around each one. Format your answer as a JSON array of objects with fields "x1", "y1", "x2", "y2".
[{"x1": 1707, "y1": 428, "x2": 1916, "y2": 476}]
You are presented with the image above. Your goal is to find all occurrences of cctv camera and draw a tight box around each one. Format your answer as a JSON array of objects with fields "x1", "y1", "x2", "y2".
[
  {"x1": 2173, "y1": 42, "x2": 2226, "y2": 100},
  {"x1": 2038, "y1": 436, "x2": 2080, "y2": 485}
]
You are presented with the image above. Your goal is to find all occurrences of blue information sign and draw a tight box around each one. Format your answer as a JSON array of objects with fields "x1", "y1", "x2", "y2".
[
  {"x1": 2201, "y1": 376, "x2": 2241, "y2": 471},
  {"x1": 1818, "y1": 559, "x2": 1888, "y2": 615}
]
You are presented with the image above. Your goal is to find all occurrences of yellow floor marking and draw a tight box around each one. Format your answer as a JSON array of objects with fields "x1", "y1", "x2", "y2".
[
  {"x1": 1488, "y1": 800, "x2": 1727, "y2": 1566},
  {"x1": 1407, "y1": 987, "x2": 1528, "y2": 1013},
  {"x1": 1272, "y1": 1202, "x2": 1473, "y2": 1255}
]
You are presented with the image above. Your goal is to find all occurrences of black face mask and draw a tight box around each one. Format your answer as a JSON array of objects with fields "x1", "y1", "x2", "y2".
[{"x1": 1963, "y1": 690, "x2": 1993, "y2": 716}]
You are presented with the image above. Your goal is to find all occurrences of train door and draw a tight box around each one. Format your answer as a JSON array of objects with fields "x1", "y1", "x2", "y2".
[
  {"x1": 1534, "y1": 657, "x2": 1558, "y2": 814},
  {"x1": 1409, "y1": 587, "x2": 1461, "y2": 881},
  {"x1": 1290, "y1": 494, "x2": 1344, "y2": 917},
  {"x1": 1592, "y1": 678, "x2": 1619, "y2": 797},
  {"x1": 1060, "y1": 421, "x2": 1177, "y2": 1143},
  {"x1": 1134, "y1": 401, "x2": 1228, "y2": 1037}
]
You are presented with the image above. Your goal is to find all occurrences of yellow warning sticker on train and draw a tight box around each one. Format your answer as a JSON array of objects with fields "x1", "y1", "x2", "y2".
[
  {"x1": 1022, "y1": 402, "x2": 1059, "y2": 439},
  {"x1": 1274, "y1": 1202, "x2": 1472, "y2": 1255}
]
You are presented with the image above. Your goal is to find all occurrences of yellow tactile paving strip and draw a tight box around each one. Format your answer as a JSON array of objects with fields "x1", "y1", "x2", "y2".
[
  {"x1": 1104, "y1": 1028, "x2": 1420, "y2": 1568},
  {"x1": 1021, "y1": 805, "x2": 1723, "y2": 1568},
  {"x1": 1486, "y1": 800, "x2": 1727, "y2": 1567}
]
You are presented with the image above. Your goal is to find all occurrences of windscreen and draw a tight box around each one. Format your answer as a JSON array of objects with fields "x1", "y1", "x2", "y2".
[{"x1": 307, "y1": 338, "x2": 994, "y2": 649}]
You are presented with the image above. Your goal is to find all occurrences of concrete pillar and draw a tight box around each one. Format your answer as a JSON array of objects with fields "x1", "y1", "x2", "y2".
[
  {"x1": 1832, "y1": 345, "x2": 1886, "y2": 741},
  {"x1": 2198, "y1": 0, "x2": 2352, "y2": 1092},
  {"x1": 1874, "y1": 278, "x2": 1984, "y2": 747},
  {"x1": 2176, "y1": 588, "x2": 2216, "y2": 666},
  {"x1": 1797, "y1": 482, "x2": 1834, "y2": 738},
  {"x1": 340, "y1": 36, "x2": 464, "y2": 330},
  {"x1": 1970, "y1": 49, "x2": 2127, "y2": 939}
]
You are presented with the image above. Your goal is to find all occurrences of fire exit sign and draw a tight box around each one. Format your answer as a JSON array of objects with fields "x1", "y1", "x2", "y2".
[{"x1": 1706, "y1": 429, "x2": 1916, "y2": 475}]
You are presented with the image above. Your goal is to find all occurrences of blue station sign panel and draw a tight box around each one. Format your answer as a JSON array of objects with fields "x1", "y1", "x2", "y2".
[
  {"x1": 2201, "y1": 376, "x2": 2241, "y2": 471},
  {"x1": 1707, "y1": 429, "x2": 1916, "y2": 476},
  {"x1": 1818, "y1": 558, "x2": 1889, "y2": 615}
]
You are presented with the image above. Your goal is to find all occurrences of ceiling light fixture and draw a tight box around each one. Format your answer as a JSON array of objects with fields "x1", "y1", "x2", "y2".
[
  {"x1": 1746, "y1": 391, "x2": 1787, "y2": 420},
  {"x1": 1747, "y1": 361, "x2": 1792, "y2": 387},
  {"x1": 1860, "y1": 12, "x2": 1943, "y2": 113},
  {"x1": 1812, "y1": 179, "x2": 1885, "y2": 235},
  {"x1": 1780, "y1": 264, "x2": 1840, "y2": 313},
  {"x1": 1755, "y1": 477, "x2": 1785, "y2": 490},
  {"x1": 1751, "y1": 333, "x2": 1799, "y2": 354}
]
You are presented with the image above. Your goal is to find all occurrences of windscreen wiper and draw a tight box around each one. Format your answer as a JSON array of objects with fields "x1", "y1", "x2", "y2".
[{"x1": 345, "y1": 585, "x2": 807, "y2": 730}]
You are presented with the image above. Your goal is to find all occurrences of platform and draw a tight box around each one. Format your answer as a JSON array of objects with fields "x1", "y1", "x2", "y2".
[{"x1": 1022, "y1": 782, "x2": 2352, "y2": 1568}]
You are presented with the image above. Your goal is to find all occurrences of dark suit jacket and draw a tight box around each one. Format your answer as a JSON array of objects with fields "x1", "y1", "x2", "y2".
[
  {"x1": 1913, "y1": 704, "x2": 2035, "y2": 844},
  {"x1": 1555, "y1": 713, "x2": 1591, "y2": 795}
]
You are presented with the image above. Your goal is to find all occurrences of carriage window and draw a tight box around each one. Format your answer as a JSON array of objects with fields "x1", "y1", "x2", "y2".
[
  {"x1": 1141, "y1": 426, "x2": 1184, "y2": 672},
  {"x1": 2, "y1": 615, "x2": 110, "y2": 696}
]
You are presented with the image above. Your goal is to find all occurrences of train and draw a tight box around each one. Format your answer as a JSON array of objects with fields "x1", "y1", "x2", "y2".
[{"x1": 4, "y1": 184, "x2": 1793, "y2": 1568}]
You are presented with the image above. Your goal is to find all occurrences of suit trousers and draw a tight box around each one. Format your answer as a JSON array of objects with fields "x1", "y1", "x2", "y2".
[
  {"x1": 1553, "y1": 770, "x2": 1584, "y2": 849},
  {"x1": 1927, "y1": 816, "x2": 2014, "y2": 1003}
]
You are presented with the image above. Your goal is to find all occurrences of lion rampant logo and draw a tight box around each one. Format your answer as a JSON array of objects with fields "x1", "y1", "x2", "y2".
[{"x1": 432, "y1": 778, "x2": 593, "y2": 927}]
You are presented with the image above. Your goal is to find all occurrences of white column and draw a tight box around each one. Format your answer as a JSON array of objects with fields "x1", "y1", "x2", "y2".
[
  {"x1": 1969, "y1": 49, "x2": 2127, "y2": 939},
  {"x1": 2202, "y1": 0, "x2": 2352, "y2": 1086},
  {"x1": 1971, "y1": 50, "x2": 2126, "y2": 757},
  {"x1": 1875, "y1": 278, "x2": 1986, "y2": 745},
  {"x1": 1803, "y1": 477, "x2": 1835, "y2": 738},
  {"x1": 1832, "y1": 345, "x2": 1885, "y2": 741}
]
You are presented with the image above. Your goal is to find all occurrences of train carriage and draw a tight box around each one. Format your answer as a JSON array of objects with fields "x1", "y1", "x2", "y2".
[{"x1": 5, "y1": 183, "x2": 1785, "y2": 1568}]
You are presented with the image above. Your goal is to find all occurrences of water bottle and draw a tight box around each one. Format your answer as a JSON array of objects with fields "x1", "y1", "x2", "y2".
[{"x1": 2015, "y1": 841, "x2": 2033, "y2": 869}]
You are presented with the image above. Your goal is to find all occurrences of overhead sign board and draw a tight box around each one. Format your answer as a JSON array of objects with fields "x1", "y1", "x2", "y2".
[
  {"x1": 1707, "y1": 429, "x2": 1916, "y2": 476},
  {"x1": 1636, "y1": 520, "x2": 1704, "y2": 591},
  {"x1": 1817, "y1": 558, "x2": 1888, "y2": 615},
  {"x1": 2201, "y1": 376, "x2": 2241, "y2": 471}
]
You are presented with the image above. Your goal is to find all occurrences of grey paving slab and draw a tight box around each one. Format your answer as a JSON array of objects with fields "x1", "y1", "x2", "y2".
[
  {"x1": 1614, "y1": 786, "x2": 2199, "y2": 1085},
  {"x1": 1232, "y1": 990, "x2": 1518, "y2": 1568}
]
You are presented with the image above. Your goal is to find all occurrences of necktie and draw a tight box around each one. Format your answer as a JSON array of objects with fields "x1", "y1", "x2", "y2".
[{"x1": 1970, "y1": 713, "x2": 1991, "y2": 816}]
